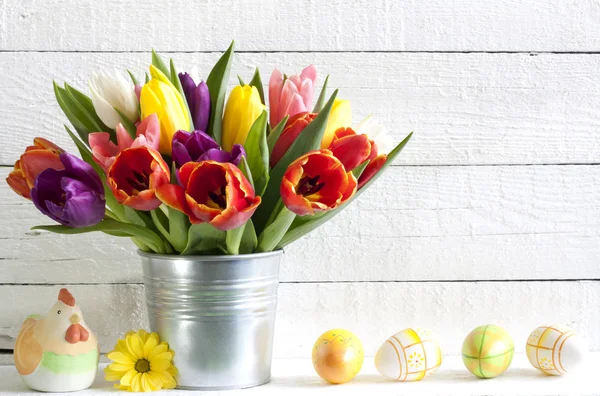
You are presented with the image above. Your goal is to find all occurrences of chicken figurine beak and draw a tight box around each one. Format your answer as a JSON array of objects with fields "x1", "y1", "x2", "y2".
[{"x1": 69, "y1": 314, "x2": 80, "y2": 324}]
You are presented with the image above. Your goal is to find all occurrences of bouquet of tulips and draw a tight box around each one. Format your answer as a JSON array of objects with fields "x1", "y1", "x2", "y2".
[{"x1": 6, "y1": 42, "x2": 412, "y2": 255}]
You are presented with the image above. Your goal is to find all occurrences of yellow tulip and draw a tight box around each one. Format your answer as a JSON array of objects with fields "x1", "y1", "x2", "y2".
[
  {"x1": 140, "y1": 65, "x2": 190, "y2": 155},
  {"x1": 222, "y1": 85, "x2": 265, "y2": 151},
  {"x1": 321, "y1": 99, "x2": 352, "y2": 148}
]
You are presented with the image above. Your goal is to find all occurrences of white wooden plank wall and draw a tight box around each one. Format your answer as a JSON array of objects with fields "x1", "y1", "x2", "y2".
[{"x1": 0, "y1": 0, "x2": 598, "y2": 358}]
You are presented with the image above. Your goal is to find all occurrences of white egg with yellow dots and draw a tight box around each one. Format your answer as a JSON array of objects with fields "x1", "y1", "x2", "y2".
[
  {"x1": 375, "y1": 328, "x2": 443, "y2": 382},
  {"x1": 526, "y1": 325, "x2": 587, "y2": 376}
]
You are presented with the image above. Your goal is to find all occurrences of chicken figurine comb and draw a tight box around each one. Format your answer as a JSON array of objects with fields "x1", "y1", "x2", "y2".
[{"x1": 14, "y1": 288, "x2": 98, "y2": 392}]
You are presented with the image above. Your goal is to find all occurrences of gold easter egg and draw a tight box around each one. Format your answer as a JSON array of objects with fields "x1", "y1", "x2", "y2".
[{"x1": 312, "y1": 329, "x2": 364, "y2": 384}]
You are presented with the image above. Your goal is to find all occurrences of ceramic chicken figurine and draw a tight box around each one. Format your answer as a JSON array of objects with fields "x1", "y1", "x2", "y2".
[{"x1": 14, "y1": 288, "x2": 99, "y2": 392}]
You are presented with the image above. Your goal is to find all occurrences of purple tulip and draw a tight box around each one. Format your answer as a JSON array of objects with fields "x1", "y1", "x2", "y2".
[
  {"x1": 179, "y1": 72, "x2": 211, "y2": 133},
  {"x1": 172, "y1": 130, "x2": 246, "y2": 168},
  {"x1": 31, "y1": 153, "x2": 105, "y2": 228}
]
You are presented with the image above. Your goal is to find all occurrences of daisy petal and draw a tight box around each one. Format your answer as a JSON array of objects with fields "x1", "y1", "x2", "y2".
[
  {"x1": 143, "y1": 333, "x2": 159, "y2": 359},
  {"x1": 105, "y1": 366, "x2": 127, "y2": 382},
  {"x1": 107, "y1": 351, "x2": 135, "y2": 365},
  {"x1": 106, "y1": 362, "x2": 135, "y2": 373},
  {"x1": 150, "y1": 357, "x2": 171, "y2": 372},
  {"x1": 148, "y1": 343, "x2": 168, "y2": 360},
  {"x1": 147, "y1": 370, "x2": 167, "y2": 387},
  {"x1": 142, "y1": 373, "x2": 159, "y2": 391},
  {"x1": 130, "y1": 372, "x2": 142, "y2": 392},
  {"x1": 127, "y1": 333, "x2": 144, "y2": 360},
  {"x1": 120, "y1": 368, "x2": 137, "y2": 386}
]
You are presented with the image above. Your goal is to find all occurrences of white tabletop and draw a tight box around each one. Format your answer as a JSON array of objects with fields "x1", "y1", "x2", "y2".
[{"x1": 1, "y1": 354, "x2": 597, "y2": 395}]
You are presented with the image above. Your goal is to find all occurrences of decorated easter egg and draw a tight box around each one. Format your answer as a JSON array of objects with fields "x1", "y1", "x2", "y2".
[
  {"x1": 375, "y1": 328, "x2": 443, "y2": 381},
  {"x1": 526, "y1": 325, "x2": 587, "y2": 375},
  {"x1": 312, "y1": 329, "x2": 364, "y2": 384},
  {"x1": 462, "y1": 325, "x2": 514, "y2": 378}
]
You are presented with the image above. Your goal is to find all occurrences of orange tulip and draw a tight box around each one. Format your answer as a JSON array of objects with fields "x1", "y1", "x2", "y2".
[
  {"x1": 280, "y1": 149, "x2": 356, "y2": 216},
  {"x1": 107, "y1": 146, "x2": 170, "y2": 210},
  {"x1": 270, "y1": 112, "x2": 317, "y2": 167},
  {"x1": 156, "y1": 161, "x2": 261, "y2": 231},
  {"x1": 357, "y1": 154, "x2": 387, "y2": 189},
  {"x1": 328, "y1": 127, "x2": 376, "y2": 172},
  {"x1": 6, "y1": 138, "x2": 64, "y2": 199}
]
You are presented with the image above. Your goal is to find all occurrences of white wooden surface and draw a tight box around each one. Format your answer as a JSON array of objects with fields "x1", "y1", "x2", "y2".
[
  {"x1": 2, "y1": 355, "x2": 599, "y2": 396},
  {"x1": 0, "y1": 0, "x2": 598, "y2": 375},
  {"x1": 2, "y1": 0, "x2": 600, "y2": 52}
]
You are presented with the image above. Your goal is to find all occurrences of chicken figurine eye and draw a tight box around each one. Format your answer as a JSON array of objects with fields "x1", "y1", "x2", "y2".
[{"x1": 13, "y1": 288, "x2": 98, "y2": 392}]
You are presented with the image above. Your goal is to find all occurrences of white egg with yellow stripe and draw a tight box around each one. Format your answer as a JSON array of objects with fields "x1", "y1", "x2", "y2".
[
  {"x1": 526, "y1": 325, "x2": 587, "y2": 376},
  {"x1": 375, "y1": 328, "x2": 443, "y2": 381}
]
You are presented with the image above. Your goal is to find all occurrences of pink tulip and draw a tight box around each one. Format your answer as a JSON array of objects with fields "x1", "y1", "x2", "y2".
[
  {"x1": 88, "y1": 113, "x2": 160, "y2": 172},
  {"x1": 269, "y1": 65, "x2": 317, "y2": 127}
]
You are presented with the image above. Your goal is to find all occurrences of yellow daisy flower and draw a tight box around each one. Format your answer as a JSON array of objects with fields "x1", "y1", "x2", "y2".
[{"x1": 105, "y1": 329, "x2": 178, "y2": 392}]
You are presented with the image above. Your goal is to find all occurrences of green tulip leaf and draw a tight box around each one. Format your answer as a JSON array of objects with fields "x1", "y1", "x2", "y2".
[
  {"x1": 54, "y1": 82, "x2": 90, "y2": 142},
  {"x1": 352, "y1": 160, "x2": 369, "y2": 179},
  {"x1": 167, "y1": 206, "x2": 190, "y2": 253},
  {"x1": 170, "y1": 59, "x2": 194, "y2": 131},
  {"x1": 113, "y1": 107, "x2": 137, "y2": 139},
  {"x1": 182, "y1": 223, "x2": 227, "y2": 255},
  {"x1": 151, "y1": 50, "x2": 171, "y2": 80},
  {"x1": 225, "y1": 223, "x2": 246, "y2": 255},
  {"x1": 253, "y1": 90, "x2": 338, "y2": 234},
  {"x1": 267, "y1": 115, "x2": 289, "y2": 154},
  {"x1": 239, "y1": 220, "x2": 258, "y2": 254},
  {"x1": 256, "y1": 205, "x2": 296, "y2": 252},
  {"x1": 276, "y1": 132, "x2": 413, "y2": 249},
  {"x1": 312, "y1": 75, "x2": 330, "y2": 112},
  {"x1": 64, "y1": 83, "x2": 113, "y2": 133},
  {"x1": 249, "y1": 68, "x2": 265, "y2": 104},
  {"x1": 243, "y1": 110, "x2": 270, "y2": 196},
  {"x1": 32, "y1": 219, "x2": 167, "y2": 254},
  {"x1": 237, "y1": 75, "x2": 245, "y2": 86},
  {"x1": 206, "y1": 40, "x2": 235, "y2": 145},
  {"x1": 239, "y1": 155, "x2": 254, "y2": 189},
  {"x1": 60, "y1": 83, "x2": 113, "y2": 141},
  {"x1": 145, "y1": 73, "x2": 150, "y2": 84},
  {"x1": 127, "y1": 70, "x2": 139, "y2": 86}
]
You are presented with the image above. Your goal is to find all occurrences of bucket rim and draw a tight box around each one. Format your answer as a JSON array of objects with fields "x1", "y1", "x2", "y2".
[{"x1": 137, "y1": 249, "x2": 283, "y2": 261}]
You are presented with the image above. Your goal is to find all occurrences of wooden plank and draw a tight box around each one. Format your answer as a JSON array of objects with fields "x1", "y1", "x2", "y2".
[
  {"x1": 2, "y1": 52, "x2": 600, "y2": 166},
  {"x1": 2, "y1": 355, "x2": 599, "y2": 395},
  {"x1": 1, "y1": 164, "x2": 598, "y2": 283},
  {"x1": 2, "y1": 1, "x2": 600, "y2": 52},
  {"x1": 0, "y1": 282, "x2": 597, "y2": 356}
]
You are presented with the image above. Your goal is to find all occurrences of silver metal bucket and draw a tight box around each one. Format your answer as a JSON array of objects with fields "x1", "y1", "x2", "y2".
[{"x1": 139, "y1": 250, "x2": 283, "y2": 390}]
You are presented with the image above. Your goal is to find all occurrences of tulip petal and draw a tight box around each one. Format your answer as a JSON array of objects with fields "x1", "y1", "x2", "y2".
[
  {"x1": 328, "y1": 130, "x2": 372, "y2": 172},
  {"x1": 269, "y1": 68, "x2": 284, "y2": 126},
  {"x1": 136, "y1": 113, "x2": 161, "y2": 151},
  {"x1": 156, "y1": 184, "x2": 191, "y2": 216},
  {"x1": 19, "y1": 150, "x2": 65, "y2": 188},
  {"x1": 358, "y1": 154, "x2": 387, "y2": 189},
  {"x1": 116, "y1": 124, "x2": 134, "y2": 151}
]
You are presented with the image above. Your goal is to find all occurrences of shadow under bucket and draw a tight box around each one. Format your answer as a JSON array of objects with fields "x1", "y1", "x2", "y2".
[{"x1": 139, "y1": 250, "x2": 283, "y2": 390}]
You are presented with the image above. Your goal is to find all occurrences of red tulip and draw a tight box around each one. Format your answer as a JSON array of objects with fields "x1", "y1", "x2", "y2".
[
  {"x1": 156, "y1": 161, "x2": 261, "y2": 230},
  {"x1": 358, "y1": 154, "x2": 387, "y2": 189},
  {"x1": 107, "y1": 146, "x2": 170, "y2": 210},
  {"x1": 328, "y1": 127, "x2": 376, "y2": 172},
  {"x1": 270, "y1": 112, "x2": 317, "y2": 167},
  {"x1": 6, "y1": 138, "x2": 64, "y2": 199},
  {"x1": 281, "y1": 149, "x2": 357, "y2": 216}
]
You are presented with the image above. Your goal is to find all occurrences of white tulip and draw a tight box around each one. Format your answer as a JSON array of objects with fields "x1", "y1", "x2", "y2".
[
  {"x1": 89, "y1": 70, "x2": 139, "y2": 129},
  {"x1": 355, "y1": 115, "x2": 394, "y2": 154}
]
